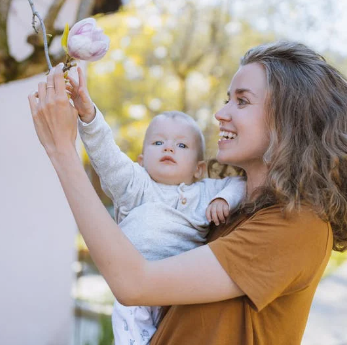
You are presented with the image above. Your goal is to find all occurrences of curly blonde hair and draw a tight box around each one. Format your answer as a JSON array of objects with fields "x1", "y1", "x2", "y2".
[{"x1": 219, "y1": 41, "x2": 347, "y2": 251}]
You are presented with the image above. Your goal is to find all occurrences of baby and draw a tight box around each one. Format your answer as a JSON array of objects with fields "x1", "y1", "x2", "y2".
[{"x1": 69, "y1": 68, "x2": 245, "y2": 345}]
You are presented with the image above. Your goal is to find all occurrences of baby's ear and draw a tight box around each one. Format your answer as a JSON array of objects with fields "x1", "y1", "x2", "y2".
[
  {"x1": 194, "y1": 161, "x2": 207, "y2": 180},
  {"x1": 137, "y1": 154, "x2": 144, "y2": 166}
]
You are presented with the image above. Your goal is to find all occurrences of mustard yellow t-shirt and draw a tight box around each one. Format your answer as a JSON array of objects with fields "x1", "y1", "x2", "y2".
[{"x1": 150, "y1": 205, "x2": 333, "y2": 345}]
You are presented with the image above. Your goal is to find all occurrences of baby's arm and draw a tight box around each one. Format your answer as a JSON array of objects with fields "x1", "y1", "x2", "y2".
[
  {"x1": 69, "y1": 68, "x2": 148, "y2": 211},
  {"x1": 206, "y1": 177, "x2": 246, "y2": 225}
]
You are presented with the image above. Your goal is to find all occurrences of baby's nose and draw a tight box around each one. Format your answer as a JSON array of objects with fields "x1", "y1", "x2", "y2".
[
  {"x1": 164, "y1": 146, "x2": 174, "y2": 152},
  {"x1": 163, "y1": 142, "x2": 174, "y2": 152}
]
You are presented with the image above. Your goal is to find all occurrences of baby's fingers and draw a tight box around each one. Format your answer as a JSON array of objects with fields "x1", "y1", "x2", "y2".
[
  {"x1": 77, "y1": 66, "x2": 87, "y2": 88},
  {"x1": 67, "y1": 74, "x2": 79, "y2": 90},
  {"x1": 206, "y1": 205, "x2": 212, "y2": 223},
  {"x1": 78, "y1": 86, "x2": 92, "y2": 103},
  {"x1": 222, "y1": 203, "x2": 230, "y2": 218},
  {"x1": 210, "y1": 205, "x2": 220, "y2": 226},
  {"x1": 215, "y1": 206, "x2": 226, "y2": 225}
]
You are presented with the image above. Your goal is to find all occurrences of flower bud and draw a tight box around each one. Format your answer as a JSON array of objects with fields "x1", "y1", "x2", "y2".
[{"x1": 67, "y1": 18, "x2": 110, "y2": 62}]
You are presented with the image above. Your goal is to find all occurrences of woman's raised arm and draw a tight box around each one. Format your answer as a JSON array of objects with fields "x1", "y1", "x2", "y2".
[{"x1": 28, "y1": 65, "x2": 244, "y2": 306}]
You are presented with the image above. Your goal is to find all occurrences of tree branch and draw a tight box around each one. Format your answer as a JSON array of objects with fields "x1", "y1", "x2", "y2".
[
  {"x1": 27, "y1": 0, "x2": 52, "y2": 71},
  {"x1": 0, "y1": 0, "x2": 121, "y2": 84}
]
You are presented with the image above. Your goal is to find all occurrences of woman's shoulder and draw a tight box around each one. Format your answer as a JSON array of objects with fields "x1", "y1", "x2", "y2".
[
  {"x1": 249, "y1": 203, "x2": 326, "y2": 225},
  {"x1": 244, "y1": 204, "x2": 329, "y2": 236},
  {"x1": 209, "y1": 204, "x2": 329, "y2": 242}
]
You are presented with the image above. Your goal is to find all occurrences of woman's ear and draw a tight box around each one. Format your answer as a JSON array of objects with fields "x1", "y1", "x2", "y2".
[
  {"x1": 137, "y1": 154, "x2": 144, "y2": 167},
  {"x1": 194, "y1": 161, "x2": 207, "y2": 180}
]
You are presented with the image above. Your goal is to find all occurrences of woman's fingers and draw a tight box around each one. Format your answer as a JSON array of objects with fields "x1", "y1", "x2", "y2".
[
  {"x1": 28, "y1": 92, "x2": 38, "y2": 116},
  {"x1": 46, "y1": 68, "x2": 55, "y2": 86},
  {"x1": 46, "y1": 68, "x2": 56, "y2": 102},
  {"x1": 37, "y1": 82, "x2": 47, "y2": 104},
  {"x1": 54, "y1": 64, "x2": 68, "y2": 99},
  {"x1": 28, "y1": 63, "x2": 79, "y2": 155}
]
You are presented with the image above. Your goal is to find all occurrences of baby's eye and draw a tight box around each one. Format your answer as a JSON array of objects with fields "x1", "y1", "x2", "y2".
[
  {"x1": 177, "y1": 143, "x2": 187, "y2": 148},
  {"x1": 153, "y1": 141, "x2": 163, "y2": 145}
]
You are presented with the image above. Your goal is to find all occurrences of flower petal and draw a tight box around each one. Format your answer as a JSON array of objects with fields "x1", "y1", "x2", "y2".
[
  {"x1": 69, "y1": 18, "x2": 96, "y2": 37},
  {"x1": 67, "y1": 17, "x2": 110, "y2": 61},
  {"x1": 88, "y1": 41, "x2": 109, "y2": 61}
]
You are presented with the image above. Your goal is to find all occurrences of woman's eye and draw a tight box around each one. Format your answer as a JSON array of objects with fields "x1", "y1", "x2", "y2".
[
  {"x1": 237, "y1": 98, "x2": 248, "y2": 106},
  {"x1": 154, "y1": 141, "x2": 163, "y2": 145},
  {"x1": 178, "y1": 143, "x2": 187, "y2": 148}
]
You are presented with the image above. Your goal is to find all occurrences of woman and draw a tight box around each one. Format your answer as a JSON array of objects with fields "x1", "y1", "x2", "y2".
[{"x1": 28, "y1": 41, "x2": 347, "y2": 344}]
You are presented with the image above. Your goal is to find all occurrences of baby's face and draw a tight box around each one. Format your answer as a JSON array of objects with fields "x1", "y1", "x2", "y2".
[{"x1": 139, "y1": 116, "x2": 204, "y2": 185}]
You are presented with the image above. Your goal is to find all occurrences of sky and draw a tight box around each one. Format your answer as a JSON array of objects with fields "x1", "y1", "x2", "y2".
[
  {"x1": 230, "y1": 0, "x2": 347, "y2": 56},
  {"x1": 125, "y1": 0, "x2": 347, "y2": 57}
]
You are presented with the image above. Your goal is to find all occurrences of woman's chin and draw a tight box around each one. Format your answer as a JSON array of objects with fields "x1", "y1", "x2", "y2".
[
  {"x1": 216, "y1": 154, "x2": 244, "y2": 170},
  {"x1": 216, "y1": 151, "x2": 233, "y2": 165}
]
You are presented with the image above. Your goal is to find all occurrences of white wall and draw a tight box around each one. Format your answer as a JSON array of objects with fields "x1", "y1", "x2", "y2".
[{"x1": 0, "y1": 1, "x2": 81, "y2": 344}]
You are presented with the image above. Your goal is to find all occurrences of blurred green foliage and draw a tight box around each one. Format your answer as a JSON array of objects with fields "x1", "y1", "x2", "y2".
[
  {"x1": 97, "y1": 314, "x2": 114, "y2": 345},
  {"x1": 324, "y1": 250, "x2": 347, "y2": 277},
  {"x1": 86, "y1": 0, "x2": 274, "y2": 161},
  {"x1": 83, "y1": 314, "x2": 114, "y2": 345},
  {"x1": 81, "y1": 0, "x2": 347, "y2": 265}
]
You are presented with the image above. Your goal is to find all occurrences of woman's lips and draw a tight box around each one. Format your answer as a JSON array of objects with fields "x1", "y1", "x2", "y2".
[{"x1": 218, "y1": 138, "x2": 235, "y2": 148}]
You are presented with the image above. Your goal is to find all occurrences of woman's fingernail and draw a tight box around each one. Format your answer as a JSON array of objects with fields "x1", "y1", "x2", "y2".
[{"x1": 58, "y1": 63, "x2": 64, "y2": 69}]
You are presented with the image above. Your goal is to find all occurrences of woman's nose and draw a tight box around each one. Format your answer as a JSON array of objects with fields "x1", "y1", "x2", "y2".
[{"x1": 215, "y1": 104, "x2": 231, "y2": 123}]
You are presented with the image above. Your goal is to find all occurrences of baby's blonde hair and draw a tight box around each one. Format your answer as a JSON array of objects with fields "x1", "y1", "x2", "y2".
[{"x1": 144, "y1": 111, "x2": 206, "y2": 161}]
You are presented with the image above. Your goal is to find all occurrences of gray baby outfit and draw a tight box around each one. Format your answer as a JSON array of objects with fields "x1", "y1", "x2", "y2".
[{"x1": 78, "y1": 107, "x2": 245, "y2": 345}]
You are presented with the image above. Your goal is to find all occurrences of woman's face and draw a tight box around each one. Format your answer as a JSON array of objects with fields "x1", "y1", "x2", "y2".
[{"x1": 215, "y1": 62, "x2": 270, "y2": 174}]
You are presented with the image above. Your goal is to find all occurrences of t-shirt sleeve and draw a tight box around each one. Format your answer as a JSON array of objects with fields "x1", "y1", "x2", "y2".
[{"x1": 208, "y1": 206, "x2": 331, "y2": 312}]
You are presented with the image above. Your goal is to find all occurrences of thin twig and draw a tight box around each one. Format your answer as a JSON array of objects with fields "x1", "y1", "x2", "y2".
[{"x1": 27, "y1": 0, "x2": 52, "y2": 71}]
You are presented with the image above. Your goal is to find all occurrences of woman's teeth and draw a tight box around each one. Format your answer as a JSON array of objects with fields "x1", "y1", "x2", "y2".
[{"x1": 219, "y1": 131, "x2": 237, "y2": 140}]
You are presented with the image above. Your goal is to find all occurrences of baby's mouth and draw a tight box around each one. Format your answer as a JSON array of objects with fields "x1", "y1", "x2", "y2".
[{"x1": 160, "y1": 156, "x2": 176, "y2": 163}]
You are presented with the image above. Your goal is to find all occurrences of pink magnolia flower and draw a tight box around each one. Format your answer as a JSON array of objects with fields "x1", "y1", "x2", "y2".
[{"x1": 67, "y1": 18, "x2": 110, "y2": 62}]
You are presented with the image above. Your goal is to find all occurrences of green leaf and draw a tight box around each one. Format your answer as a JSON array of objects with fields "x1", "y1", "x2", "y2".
[{"x1": 61, "y1": 23, "x2": 69, "y2": 53}]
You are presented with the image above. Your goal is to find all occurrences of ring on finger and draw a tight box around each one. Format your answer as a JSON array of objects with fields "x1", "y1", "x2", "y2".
[{"x1": 46, "y1": 85, "x2": 55, "y2": 89}]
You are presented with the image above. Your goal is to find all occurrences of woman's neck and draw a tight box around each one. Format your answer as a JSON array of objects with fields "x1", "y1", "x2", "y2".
[{"x1": 244, "y1": 165, "x2": 268, "y2": 201}]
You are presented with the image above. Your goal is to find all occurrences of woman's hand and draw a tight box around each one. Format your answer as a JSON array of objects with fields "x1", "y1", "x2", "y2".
[
  {"x1": 28, "y1": 64, "x2": 78, "y2": 157},
  {"x1": 66, "y1": 66, "x2": 96, "y2": 123}
]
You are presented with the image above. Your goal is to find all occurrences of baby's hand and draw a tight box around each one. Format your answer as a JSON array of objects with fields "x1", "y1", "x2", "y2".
[
  {"x1": 206, "y1": 198, "x2": 229, "y2": 226},
  {"x1": 66, "y1": 66, "x2": 95, "y2": 123}
]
